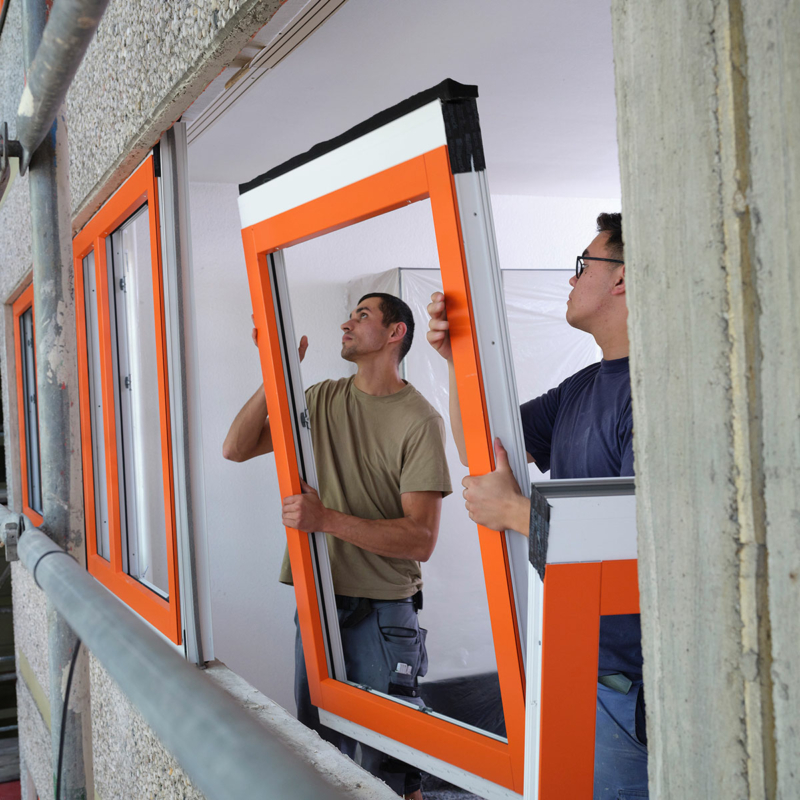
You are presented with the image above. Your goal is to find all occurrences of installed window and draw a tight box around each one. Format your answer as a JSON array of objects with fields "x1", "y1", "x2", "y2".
[
  {"x1": 74, "y1": 155, "x2": 181, "y2": 643},
  {"x1": 12, "y1": 284, "x2": 43, "y2": 524}
]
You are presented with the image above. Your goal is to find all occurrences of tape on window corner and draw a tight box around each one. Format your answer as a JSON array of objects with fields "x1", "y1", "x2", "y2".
[{"x1": 528, "y1": 486, "x2": 550, "y2": 581}]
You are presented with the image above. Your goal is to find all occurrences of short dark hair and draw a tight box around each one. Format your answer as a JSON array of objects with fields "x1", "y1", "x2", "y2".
[
  {"x1": 597, "y1": 212, "x2": 624, "y2": 261},
  {"x1": 358, "y1": 292, "x2": 415, "y2": 362}
]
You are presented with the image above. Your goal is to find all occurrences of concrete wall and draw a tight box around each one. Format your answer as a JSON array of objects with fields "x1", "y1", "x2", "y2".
[
  {"x1": 67, "y1": 0, "x2": 285, "y2": 229},
  {"x1": 742, "y1": 1, "x2": 800, "y2": 795},
  {"x1": 612, "y1": 0, "x2": 798, "y2": 797}
]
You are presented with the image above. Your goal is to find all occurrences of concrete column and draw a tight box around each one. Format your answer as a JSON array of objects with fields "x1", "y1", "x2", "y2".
[
  {"x1": 611, "y1": 0, "x2": 797, "y2": 797},
  {"x1": 741, "y1": 2, "x2": 800, "y2": 796}
]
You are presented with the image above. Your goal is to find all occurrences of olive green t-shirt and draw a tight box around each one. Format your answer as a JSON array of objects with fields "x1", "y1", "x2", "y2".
[{"x1": 278, "y1": 376, "x2": 452, "y2": 599}]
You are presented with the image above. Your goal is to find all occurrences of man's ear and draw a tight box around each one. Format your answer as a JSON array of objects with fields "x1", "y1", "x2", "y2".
[
  {"x1": 388, "y1": 321, "x2": 407, "y2": 344},
  {"x1": 611, "y1": 264, "x2": 626, "y2": 296}
]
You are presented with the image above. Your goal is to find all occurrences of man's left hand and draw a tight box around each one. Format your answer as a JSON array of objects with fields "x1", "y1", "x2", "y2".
[
  {"x1": 462, "y1": 439, "x2": 531, "y2": 535},
  {"x1": 282, "y1": 480, "x2": 330, "y2": 532}
]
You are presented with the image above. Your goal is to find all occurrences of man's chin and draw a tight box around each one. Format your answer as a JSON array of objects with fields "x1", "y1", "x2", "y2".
[{"x1": 340, "y1": 346, "x2": 356, "y2": 362}]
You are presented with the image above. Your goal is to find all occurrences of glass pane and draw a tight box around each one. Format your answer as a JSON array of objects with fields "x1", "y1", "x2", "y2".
[
  {"x1": 83, "y1": 251, "x2": 111, "y2": 559},
  {"x1": 110, "y1": 206, "x2": 170, "y2": 597},
  {"x1": 20, "y1": 308, "x2": 43, "y2": 515}
]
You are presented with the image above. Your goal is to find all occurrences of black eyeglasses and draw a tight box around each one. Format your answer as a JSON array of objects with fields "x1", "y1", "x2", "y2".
[{"x1": 575, "y1": 255, "x2": 624, "y2": 280}]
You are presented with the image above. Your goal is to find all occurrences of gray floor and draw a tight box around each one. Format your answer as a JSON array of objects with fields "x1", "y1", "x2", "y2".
[{"x1": 422, "y1": 773, "x2": 484, "y2": 800}]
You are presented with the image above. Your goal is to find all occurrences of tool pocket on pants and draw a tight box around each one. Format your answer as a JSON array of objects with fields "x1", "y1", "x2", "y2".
[{"x1": 377, "y1": 603, "x2": 428, "y2": 699}]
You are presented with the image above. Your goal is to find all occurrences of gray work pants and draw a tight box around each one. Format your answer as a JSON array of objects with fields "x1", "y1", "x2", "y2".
[{"x1": 294, "y1": 596, "x2": 428, "y2": 795}]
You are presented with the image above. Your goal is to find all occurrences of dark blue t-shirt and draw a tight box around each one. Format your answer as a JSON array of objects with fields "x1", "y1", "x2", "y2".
[{"x1": 520, "y1": 357, "x2": 642, "y2": 679}]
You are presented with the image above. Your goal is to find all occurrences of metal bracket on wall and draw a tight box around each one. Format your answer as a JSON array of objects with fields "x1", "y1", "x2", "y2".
[
  {"x1": 0, "y1": 122, "x2": 23, "y2": 198},
  {"x1": 0, "y1": 520, "x2": 20, "y2": 562}
]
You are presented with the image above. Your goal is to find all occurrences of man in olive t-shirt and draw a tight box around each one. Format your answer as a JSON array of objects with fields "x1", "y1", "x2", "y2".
[{"x1": 223, "y1": 292, "x2": 451, "y2": 799}]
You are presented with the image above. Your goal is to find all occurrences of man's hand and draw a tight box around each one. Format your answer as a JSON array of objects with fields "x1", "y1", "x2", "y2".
[
  {"x1": 462, "y1": 439, "x2": 531, "y2": 535},
  {"x1": 282, "y1": 480, "x2": 330, "y2": 533},
  {"x1": 426, "y1": 292, "x2": 453, "y2": 361},
  {"x1": 252, "y1": 314, "x2": 309, "y2": 362}
]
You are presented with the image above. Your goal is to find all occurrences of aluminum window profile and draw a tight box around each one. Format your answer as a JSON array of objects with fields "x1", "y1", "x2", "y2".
[
  {"x1": 238, "y1": 80, "x2": 530, "y2": 795},
  {"x1": 156, "y1": 123, "x2": 208, "y2": 666},
  {"x1": 82, "y1": 250, "x2": 112, "y2": 560},
  {"x1": 268, "y1": 249, "x2": 347, "y2": 682}
]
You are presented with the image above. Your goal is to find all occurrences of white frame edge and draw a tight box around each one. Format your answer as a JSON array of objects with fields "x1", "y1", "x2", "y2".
[{"x1": 238, "y1": 100, "x2": 447, "y2": 229}]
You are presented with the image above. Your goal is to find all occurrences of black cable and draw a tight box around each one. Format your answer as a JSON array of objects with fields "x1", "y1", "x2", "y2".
[{"x1": 55, "y1": 638, "x2": 82, "y2": 800}]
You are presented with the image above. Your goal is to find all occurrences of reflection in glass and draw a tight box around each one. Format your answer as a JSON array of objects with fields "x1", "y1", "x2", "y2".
[
  {"x1": 109, "y1": 207, "x2": 170, "y2": 597},
  {"x1": 83, "y1": 250, "x2": 111, "y2": 560}
]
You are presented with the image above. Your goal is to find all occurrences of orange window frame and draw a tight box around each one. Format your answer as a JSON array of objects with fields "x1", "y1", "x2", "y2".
[
  {"x1": 242, "y1": 146, "x2": 526, "y2": 792},
  {"x1": 12, "y1": 282, "x2": 43, "y2": 528},
  {"x1": 73, "y1": 156, "x2": 181, "y2": 644},
  {"x1": 539, "y1": 559, "x2": 639, "y2": 797}
]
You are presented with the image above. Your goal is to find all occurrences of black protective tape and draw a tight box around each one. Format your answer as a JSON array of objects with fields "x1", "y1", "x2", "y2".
[
  {"x1": 239, "y1": 79, "x2": 482, "y2": 196},
  {"x1": 528, "y1": 486, "x2": 551, "y2": 582},
  {"x1": 442, "y1": 97, "x2": 485, "y2": 174}
]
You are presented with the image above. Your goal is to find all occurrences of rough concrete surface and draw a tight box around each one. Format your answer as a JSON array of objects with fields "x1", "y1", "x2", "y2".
[
  {"x1": 16, "y1": 678, "x2": 53, "y2": 800},
  {"x1": 68, "y1": 0, "x2": 283, "y2": 230},
  {"x1": 611, "y1": 0, "x2": 778, "y2": 797},
  {"x1": 742, "y1": 1, "x2": 800, "y2": 797},
  {"x1": 205, "y1": 661, "x2": 398, "y2": 800},
  {"x1": 12, "y1": 563, "x2": 50, "y2": 702},
  {"x1": 89, "y1": 653, "x2": 204, "y2": 800}
]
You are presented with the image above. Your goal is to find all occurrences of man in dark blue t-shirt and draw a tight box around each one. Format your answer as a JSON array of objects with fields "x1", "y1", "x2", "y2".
[{"x1": 426, "y1": 213, "x2": 647, "y2": 799}]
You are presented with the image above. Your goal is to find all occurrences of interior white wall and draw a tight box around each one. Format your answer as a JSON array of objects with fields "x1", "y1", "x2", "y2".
[{"x1": 188, "y1": 181, "x2": 619, "y2": 713}]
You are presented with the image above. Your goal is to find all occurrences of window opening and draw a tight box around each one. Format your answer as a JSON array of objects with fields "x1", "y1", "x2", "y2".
[
  {"x1": 19, "y1": 306, "x2": 42, "y2": 516},
  {"x1": 107, "y1": 205, "x2": 170, "y2": 598},
  {"x1": 281, "y1": 200, "x2": 505, "y2": 738}
]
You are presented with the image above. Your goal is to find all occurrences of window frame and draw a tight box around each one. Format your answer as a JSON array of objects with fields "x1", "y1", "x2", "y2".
[
  {"x1": 12, "y1": 282, "x2": 44, "y2": 527},
  {"x1": 241, "y1": 136, "x2": 528, "y2": 791},
  {"x1": 73, "y1": 155, "x2": 181, "y2": 643}
]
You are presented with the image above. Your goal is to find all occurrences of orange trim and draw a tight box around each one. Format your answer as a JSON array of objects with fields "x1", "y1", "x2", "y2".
[
  {"x1": 539, "y1": 563, "x2": 601, "y2": 798},
  {"x1": 11, "y1": 282, "x2": 44, "y2": 528},
  {"x1": 600, "y1": 559, "x2": 639, "y2": 615},
  {"x1": 73, "y1": 156, "x2": 182, "y2": 644},
  {"x1": 241, "y1": 146, "x2": 525, "y2": 791},
  {"x1": 539, "y1": 560, "x2": 640, "y2": 798}
]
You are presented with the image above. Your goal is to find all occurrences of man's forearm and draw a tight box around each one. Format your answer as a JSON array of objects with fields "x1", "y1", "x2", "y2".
[
  {"x1": 222, "y1": 385, "x2": 273, "y2": 461},
  {"x1": 448, "y1": 360, "x2": 468, "y2": 466},
  {"x1": 322, "y1": 510, "x2": 437, "y2": 562}
]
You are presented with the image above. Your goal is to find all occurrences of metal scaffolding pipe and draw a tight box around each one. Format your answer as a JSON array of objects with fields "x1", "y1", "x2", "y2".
[
  {"x1": 16, "y1": 0, "x2": 111, "y2": 170},
  {"x1": 14, "y1": 524, "x2": 344, "y2": 800},
  {"x1": 20, "y1": 0, "x2": 109, "y2": 792}
]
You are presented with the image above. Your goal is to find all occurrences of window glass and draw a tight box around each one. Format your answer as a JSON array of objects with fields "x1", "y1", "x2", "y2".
[
  {"x1": 83, "y1": 250, "x2": 111, "y2": 560},
  {"x1": 109, "y1": 206, "x2": 169, "y2": 597},
  {"x1": 19, "y1": 307, "x2": 42, "y2": 515}
]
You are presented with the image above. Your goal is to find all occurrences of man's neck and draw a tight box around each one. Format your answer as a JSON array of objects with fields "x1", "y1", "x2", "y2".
[
  {"x1": 595, "y1": 327, "x2": 630, "y2": 361},
  {"x1": 353, "y1": 359, "x2": 406, "y2": 396}
]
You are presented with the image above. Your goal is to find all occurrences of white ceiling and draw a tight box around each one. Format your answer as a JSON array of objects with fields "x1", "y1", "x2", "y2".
[{"x1": 185, "y1": 0, "x2": 620, "y2": 198}]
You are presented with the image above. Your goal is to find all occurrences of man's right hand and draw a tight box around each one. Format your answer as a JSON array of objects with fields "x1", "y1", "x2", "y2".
[
  {"x1": 426, "y1": 292, "x2": 453, "y2": 361},
  {"x1": 251, "y1": 314, "x2": 309, "y2": 362}
]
